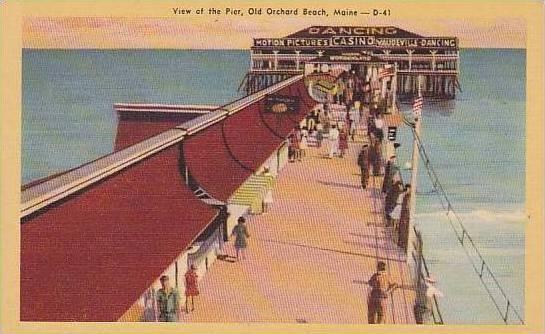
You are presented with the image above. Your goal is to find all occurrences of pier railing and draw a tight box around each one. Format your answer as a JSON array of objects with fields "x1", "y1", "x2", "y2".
[
  {"x1": 411, "y1": 228, "x2": 444, "y2": 324},
  {"x1": 385, "y1": 131, "x2": 443, "y2": 325}
]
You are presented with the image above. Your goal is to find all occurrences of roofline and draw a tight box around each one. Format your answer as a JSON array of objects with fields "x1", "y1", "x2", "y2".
[
  {"x1": 20, "y1": 74, "x2": 304, "y2": 218},
  {"x1": 114, "y1": 103, "x2": 220, "y2": 114},
  {"x1": 115, "y1": 108, "x2": 211, "y2": 115}
]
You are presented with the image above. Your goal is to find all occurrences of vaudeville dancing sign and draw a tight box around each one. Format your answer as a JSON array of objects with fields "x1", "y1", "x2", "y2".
[
  {"x1": 264, "y1": 95, "x2": 300, "y2": 114},
  {"x1": 254, "y1": 37, "x2": 458, "y2": 49}
]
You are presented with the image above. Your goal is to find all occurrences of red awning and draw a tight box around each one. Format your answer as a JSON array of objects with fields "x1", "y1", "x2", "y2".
[
  {"x1": 183, "y1": 79, "x2": 316, "y2": 202},
  {"x1": 114, "y1": 111, "x2": 202, "y2": 150},
  {"x1": 182, "y1": 121, "x2": 252, "y2": 202},
  {"x1": 21, "y1": 146, "x2": 218, "y2": 321}
]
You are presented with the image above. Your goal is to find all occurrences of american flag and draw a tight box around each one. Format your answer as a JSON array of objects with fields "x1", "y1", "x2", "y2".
[
  {"x1": 412, "y1": 96, "x2": 424, "y2": 116},
  {"x1": 378, "y1": 66, "x2": 395, "y2": 79}
]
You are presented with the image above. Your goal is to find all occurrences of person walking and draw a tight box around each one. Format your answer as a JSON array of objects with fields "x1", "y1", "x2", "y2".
[
  {"x1": 184, "y1": 265, "x2": 199, "y2": 313},
  {"x1": 372, "y1": 138, "x2": 383, "y2": 176},
  {"x1": 363, "y1": 80, "x2": 371, "y2": 106},
  {"x1": 328, "y1": 124, "x2": 340, "y2": 158},
  {"x1": 390, "y1": 186, "x2": 408, "y2": 243},
  {"x1": 315, "y1": 123, "x2": 324, "y2": 149},
  {"x1": 261, "y1": 167, "x2": 274, "y2": 213},
  {"x1": 346, "y1": 73, "x2": 355, "y2": 105},
  {"x1": 385, "y1": 181, "x2": 404, "y2": 226},
  {"x1": 307, "y1": 109, "x2": 319, "y2": 132},
  {"x1": 336, "y1": 77, "x2": 346, "y2": 105},
  {"x1": 373, "y1": 113, "x2": 385, "y2": 142},
  {"x1": 358, "y1": 144, "x2": 370, "y2": 189},
  {"x1": 300, "y1": 129, "x2": 309, "y2": 160},
  {"x1": 338, "y1": 127, "x2": 349, "y2": 158},
  {"x1": 397, "y1": 184, "x2": 411, "y2": 249},
  {"x1": 294, "y1": 126, "x2": 303, "y2": 162},
  {"x1": 232, "y1": 216, "x2": 250, "y2": 261},
  {"x1": 288, "y1": 134, "x2": 298, "y2": 163},
  {"x1": 368, "y1": 261, "x2": 397, "y2": 324},
  {"x1": 348, "y1": 104, "x2": 359, "y2": 141},
  {"x1": 382, "y1": 156, "x2": 398, "y2": 194},
  {"x1": 156, "y1": 275, "x2": 181, "y2": 322}
]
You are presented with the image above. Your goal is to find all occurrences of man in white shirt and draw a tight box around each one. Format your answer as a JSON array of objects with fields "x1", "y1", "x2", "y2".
[{"x1": 328, "y1": 124, "x2": 340, "y2": 158}]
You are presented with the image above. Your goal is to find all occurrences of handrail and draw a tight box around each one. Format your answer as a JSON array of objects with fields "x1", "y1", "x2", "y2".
[
  {"x1": 416, "y1": 228, "x2": 445, "y2": 324},
  {"x1": 395, "y1": 160, "x2": 444, "y2": 324}
]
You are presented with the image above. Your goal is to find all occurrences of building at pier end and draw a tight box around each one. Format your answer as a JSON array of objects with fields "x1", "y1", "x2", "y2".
[{"x1": 248, "y1": 26, "x2": 460, "y2": 99}]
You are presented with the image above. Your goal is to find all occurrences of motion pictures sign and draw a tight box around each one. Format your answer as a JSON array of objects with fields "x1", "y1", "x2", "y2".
[{"x1": 254, "y1": 37, "x2": 458, "y2": 48}]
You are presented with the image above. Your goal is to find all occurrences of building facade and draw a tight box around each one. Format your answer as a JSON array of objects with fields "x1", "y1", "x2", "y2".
[{"x1": 246, "y1": 26, "x2": 460, "y2": 99}]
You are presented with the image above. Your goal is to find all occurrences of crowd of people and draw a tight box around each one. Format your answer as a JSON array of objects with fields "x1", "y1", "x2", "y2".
[
  {"x1": 289, "y1": 67, "x2": 394, "y2": 163},
  {"x1": 359, "y1": 149, "x2": 412, "y2": 324},
  {"x1": 358, "y1": 144, "x2": 411, "y2": 253}
]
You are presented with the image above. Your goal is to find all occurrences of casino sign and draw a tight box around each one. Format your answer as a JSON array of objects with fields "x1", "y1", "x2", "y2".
[{"x1": 253, "y1": 36, "x2": 457, "y2": 49}]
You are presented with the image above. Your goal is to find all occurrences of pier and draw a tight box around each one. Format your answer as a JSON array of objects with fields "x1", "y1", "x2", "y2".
[
  {"x1": 178, "y1": 142, "x2": 416, "y2": 324},
  {"x1": 19, "y1": 28, "x2": 448, "y2": 324}
]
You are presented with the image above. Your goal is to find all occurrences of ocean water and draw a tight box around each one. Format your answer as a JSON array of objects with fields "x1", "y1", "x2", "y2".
[
  {"x1": 395, "y1": 49, "x2": 526, "y2": 324},
  {"x1": 22, "y1": 49, "x2": 248, "y2": 182},
  {"x1": 22, "y1": 49, "x2": 525, "y2": 324}
]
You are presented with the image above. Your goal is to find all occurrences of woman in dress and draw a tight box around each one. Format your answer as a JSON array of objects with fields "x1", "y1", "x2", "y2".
[
  {"x1": 390, "y1": 187, "x2": 408, "y2": 244},
  {"x1": 397, "y1": 184, "x2": 412, "y2": 249},
  {"x1": 338, "y1": 127, "x2": 349, "y2": 158},
  {"x1": 184, "y1": 264, "x2": 199, "y2": 312},
  {"x1": 232, "y1": 216, "x2": 250, "y2": 261},
  {"x1": 385, "y1": 181, "x2": 404, "y2": 226}
]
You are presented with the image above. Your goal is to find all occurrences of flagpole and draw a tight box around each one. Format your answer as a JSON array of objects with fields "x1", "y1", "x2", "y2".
[
  {"x1": 408, "y1": 75, "x2": 427, "y2": 322},
  {"x1": 407, "y1": 75, "x2": 422, "y2": 258}
]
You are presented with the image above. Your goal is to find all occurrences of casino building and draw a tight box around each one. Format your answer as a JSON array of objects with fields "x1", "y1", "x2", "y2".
[{"x1": 244, "y1": 26, "x2": 460, "y2": 100}]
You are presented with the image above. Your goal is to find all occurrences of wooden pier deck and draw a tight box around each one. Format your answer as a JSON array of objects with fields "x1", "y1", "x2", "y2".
[{"x1": 180, "y1": 142, "x2": 416, "y2": 324}]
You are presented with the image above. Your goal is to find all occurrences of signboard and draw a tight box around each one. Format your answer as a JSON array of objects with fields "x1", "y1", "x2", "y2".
[
  {"x1": 387, "y1": 126, "x2": 397, "y2": 141},
  {"x1": 304, "y1": 74, "x2": 338, "y2": 103},
  {"x1": 328, "y1": 54, "x2": 373, "y2": 62},
  {"x1": 254, "y1": 37, "x2": 458, "y2": 49},
  {"x1": 264, "y1": 95, "x2": 300, "y2": 114},
  {"x1": 306, "y1": 26, "x2": 400, "y2": 36}
]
